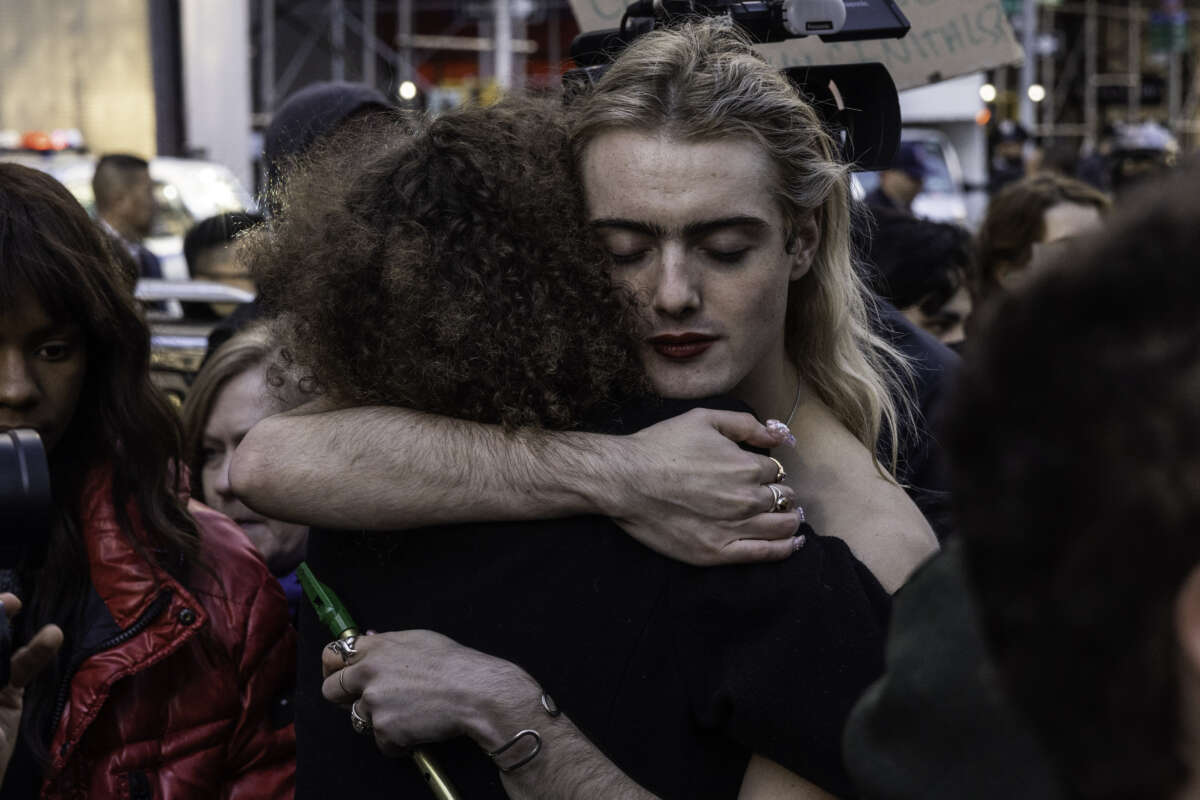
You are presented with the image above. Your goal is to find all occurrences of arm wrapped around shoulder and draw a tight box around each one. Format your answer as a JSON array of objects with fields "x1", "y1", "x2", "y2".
[{"x1": 668, "y1": 525, "x2": 890, "y2": 797}]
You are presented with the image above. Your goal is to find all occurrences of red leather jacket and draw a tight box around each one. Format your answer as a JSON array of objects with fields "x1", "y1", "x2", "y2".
[{"x1": 38, "y1": 472, "x2": 296, "y2": 799}]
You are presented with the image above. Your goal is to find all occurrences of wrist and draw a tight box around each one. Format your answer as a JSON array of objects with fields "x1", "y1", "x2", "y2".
[
  {"x1": 578, "y1": 433, "x2": 638, "y2": 520},
  {"x1": 520, "y1": 429, "x2": 628, "y2": 518},
  {"x1": 462, "y1": 663, "x2": 544, "y2": 752}
]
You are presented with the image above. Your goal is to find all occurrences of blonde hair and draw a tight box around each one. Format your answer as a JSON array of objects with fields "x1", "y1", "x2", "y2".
[
  {"x1": 571, "y1": 18, "x2": 913, "y2": 467},
  {"x1": 180, "y1": 324, "x2": 278, "y2": 498}
]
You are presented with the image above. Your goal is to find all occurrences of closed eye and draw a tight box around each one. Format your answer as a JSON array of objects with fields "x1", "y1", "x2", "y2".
[
  {"x1": 608, "y1": 249, "x2": 650, "y2": 265},
  {"x1": 705, "y1": 248, "x2": 750, "y2": 264}
]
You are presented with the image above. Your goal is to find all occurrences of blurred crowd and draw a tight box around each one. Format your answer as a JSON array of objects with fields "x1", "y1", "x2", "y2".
[{"x1": 2, "y1": 15, "x2": 1199, "y2": 800}]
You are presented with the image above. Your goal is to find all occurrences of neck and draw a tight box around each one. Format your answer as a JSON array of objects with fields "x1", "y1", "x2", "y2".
[{"x1": 733, "y1": 339, "x2": 802, "y2": 423}]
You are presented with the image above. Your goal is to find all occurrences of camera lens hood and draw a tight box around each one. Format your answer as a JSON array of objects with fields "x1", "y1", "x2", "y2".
[{"x1": 0, "y1": 429, "x2": 51, "y2": 570}]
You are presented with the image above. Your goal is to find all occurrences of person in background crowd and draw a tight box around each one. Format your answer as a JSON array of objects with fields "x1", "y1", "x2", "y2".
[
  {"x1": 261, "y1": 80, "x2": 393, "y2": 210},
  {"x1": 202, "y1": 81, "x2": 393, "y2": 359},
  {"x1": 860, "y1": 213, "x2": 972, "y2": 349},
  {"x1": 972, "y1": 173, "x2": 1109, "y2": 307},
  {"x1": 1108, "y1": 120, "x2": 1179, "y2": 196},
  {"x1": 183, "y1": 212, "x2": 263, "y2": 298},
  {"x1": 181, "y1": 324, "x2": 308, "y2": 622},
  {"x1": 1075, "y1": 124, "x2": 1117, "y2": 191},
  {"x1": 948, "y1": 166, "x2": 1200, "y2": 800},
  {"x1": 0, "y1": 163, "x2": 295, "y2": 798},
  {"x1": 92, "y1": 153, "x2": 162, "y2": 280},
  {"x1": 181, "y1": 212, "x2": 265, "y2": 362},
  {"x1": 865, "y1": 142, "x2": 928, "y2": 215},
  {"x1": 988, "y1": 120, "x2": 1030, "y2": 193}
]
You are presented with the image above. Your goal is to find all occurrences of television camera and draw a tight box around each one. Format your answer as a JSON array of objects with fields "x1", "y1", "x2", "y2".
[{"x1": 565, "y1": 0, "x2": 913, "y2": 171}]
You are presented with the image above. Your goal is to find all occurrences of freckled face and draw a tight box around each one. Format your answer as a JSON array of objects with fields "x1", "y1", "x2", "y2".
[
  {"x1": 581, "y1": 131, "x2": 815, "y2": 401},
  {"x1": 0, "y1": 291, "x2": 87, "y2": 453}
]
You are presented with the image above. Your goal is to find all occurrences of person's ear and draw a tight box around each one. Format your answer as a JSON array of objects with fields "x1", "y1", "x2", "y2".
[
  {"x1": 1175, "y1": 563, "x2": 1200, "y2": 676},
  {"x1": 788, "y1": 211, "x2": 820, "y2": 282}
]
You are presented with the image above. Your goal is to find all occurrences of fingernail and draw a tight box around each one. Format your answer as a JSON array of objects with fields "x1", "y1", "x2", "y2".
[
  {"x1": 764, "y1": 419, "x2": 797, "y2": 448},
  {"x1": 792, "y1": 534, "x2": 807, "y2": 552},
  {"x1": 795, "y1": 505, "x2": 806, "y2": 524}
]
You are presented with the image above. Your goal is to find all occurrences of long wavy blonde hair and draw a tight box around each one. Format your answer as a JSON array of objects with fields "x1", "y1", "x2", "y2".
[{"x1": 570, "y1": 18, "x2": 913, "y2": 468}]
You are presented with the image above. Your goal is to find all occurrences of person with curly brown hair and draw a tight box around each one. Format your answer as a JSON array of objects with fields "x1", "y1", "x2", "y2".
[{"x1": 245, "y1": 82, "x2": 896, "y2": 796}]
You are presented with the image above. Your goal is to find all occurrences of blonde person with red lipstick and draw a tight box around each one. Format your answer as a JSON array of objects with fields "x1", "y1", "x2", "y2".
[{"x1": 233, "y1": 18, "x2": 938, "y2": 595}]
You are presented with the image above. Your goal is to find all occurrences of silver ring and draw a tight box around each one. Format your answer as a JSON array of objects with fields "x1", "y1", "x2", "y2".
[
  {"x1": 329, "y1": 636, "x2": 358, "y2": 664},
  {"x1": 768, "y1": 484, "x2": 790, "y2": 513},
  {"x1": 337, "y1": 668, "x2": 350, "y2": 697},
  {"x1": 350, "y1": 700, "x2": 372, "y2": 735},
  {"x1": 768, "y1": 456, "x2": 787, "y2": 484}
]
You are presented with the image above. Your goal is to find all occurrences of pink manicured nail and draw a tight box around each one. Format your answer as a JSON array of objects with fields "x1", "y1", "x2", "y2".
[
  {"x1": 792, "y1": 534, "x2": 807, "y2": 552},
  {"x1": 764, "y1": 419, "x2": 797, "y2": 448}
]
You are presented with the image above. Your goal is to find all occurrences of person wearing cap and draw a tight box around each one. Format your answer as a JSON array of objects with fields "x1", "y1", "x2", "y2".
[
  {"x1": 866, "y1": 142, "x2": 928, "y2": 214},
  {"x1": 203, "y1": 81, "x2": 394, "y2": 358}
]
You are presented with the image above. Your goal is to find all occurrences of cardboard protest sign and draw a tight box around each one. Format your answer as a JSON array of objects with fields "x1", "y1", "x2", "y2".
[{"x1": 565, "y1": 0, "x2": 1024, "y2": 90}]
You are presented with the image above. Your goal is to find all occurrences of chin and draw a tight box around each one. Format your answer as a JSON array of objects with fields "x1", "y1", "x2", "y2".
[{"x1": 648, "y1": 369, "x2": 735, "y2": 401}]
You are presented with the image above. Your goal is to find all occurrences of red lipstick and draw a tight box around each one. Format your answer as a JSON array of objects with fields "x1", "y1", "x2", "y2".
[{"x1": 646, "y1": 333, "x2": 717, "y2": 360}]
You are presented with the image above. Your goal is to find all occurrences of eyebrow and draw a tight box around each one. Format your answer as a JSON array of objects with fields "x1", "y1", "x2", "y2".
[
  {"x1": 589, "y1": 216, "x2": 770, "y2": 239},
  {"x1": 26, "y1": 322, "x2": 80, "y2": 340}
]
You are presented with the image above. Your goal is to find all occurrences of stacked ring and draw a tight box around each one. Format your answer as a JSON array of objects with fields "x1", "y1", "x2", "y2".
[
  {"x1": 350, "y1": 701, "x2": 373, "y2": 735},
  {"x1": 768, "y1": 484, "x2": 791, "y2": 513}
]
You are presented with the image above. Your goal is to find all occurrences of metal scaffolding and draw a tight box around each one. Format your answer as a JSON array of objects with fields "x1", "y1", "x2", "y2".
[
  {"x1": 1016, "y1": 0, "x2": 1200, "y2": 147},
  {"x1": 250, "y1": 0, "x2": 572, "y2": 123}
]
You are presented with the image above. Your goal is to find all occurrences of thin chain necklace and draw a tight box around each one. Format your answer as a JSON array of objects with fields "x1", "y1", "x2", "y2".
[{"x1": 784, "y1": 373, "x2": 803, "y2": 427}]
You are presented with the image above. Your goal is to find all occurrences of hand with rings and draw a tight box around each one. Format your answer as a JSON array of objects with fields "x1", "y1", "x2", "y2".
[{"x1": 610, "y1": 408, "x2": 808, "y2": 566}]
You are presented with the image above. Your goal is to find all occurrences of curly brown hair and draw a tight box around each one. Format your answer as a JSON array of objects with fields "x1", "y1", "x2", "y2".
[{"x1": 244, "y1": 96, "x2": 647, "y2": 430}]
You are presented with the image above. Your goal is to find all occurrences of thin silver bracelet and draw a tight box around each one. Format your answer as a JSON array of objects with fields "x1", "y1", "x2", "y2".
[{"x1": 487, "y1": 692, "x2": 561, "y2": 774}]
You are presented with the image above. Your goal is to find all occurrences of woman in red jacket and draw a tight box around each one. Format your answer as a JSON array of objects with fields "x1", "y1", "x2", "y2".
[{"x1": 0, "y1": 163, "x2": 295, "y2": 799}]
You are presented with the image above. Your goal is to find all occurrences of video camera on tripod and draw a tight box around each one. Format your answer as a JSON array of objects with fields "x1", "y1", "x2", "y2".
[
  {"x1": 565, "y1": 0, "x2": 913, "y2": 171},
  {"x1": 0, "y1": 428, "x2": 51, "y2": 687}
]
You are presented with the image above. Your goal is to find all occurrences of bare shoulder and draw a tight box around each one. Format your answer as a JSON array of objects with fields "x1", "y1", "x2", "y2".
[{"x1": 782, "y1": 399, "x2": 939, "y2": 593}]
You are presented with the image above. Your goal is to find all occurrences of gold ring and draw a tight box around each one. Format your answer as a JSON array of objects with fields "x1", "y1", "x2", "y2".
[{"x1": 768, "y1": 456, "x2": 787, "y2": 484}]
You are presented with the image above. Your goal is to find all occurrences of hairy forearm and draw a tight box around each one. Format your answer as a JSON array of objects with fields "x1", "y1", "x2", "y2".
[
  {"x1": 231, "y1": 404, "x2": 620, "y2": 530},
  {"x1": 476, "y1": 713, "x2": 657, "y2": 800}
]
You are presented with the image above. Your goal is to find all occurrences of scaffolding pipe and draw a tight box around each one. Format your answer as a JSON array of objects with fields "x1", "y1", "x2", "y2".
[
  {"x1": 331, "y1": 0, "x2": 346, "y2": 81},
  {"x1": 363, "y1": 0, "x2": 376, "y2": 87},
  {"x1": 1085, "y1": 0, "x2": 1098, "y2": 147},
  {"x1": 495, "y1": 0, "x2": 513, "y2": 89},
  {"x1": 260, "y1": 0, "x2": 275, "y2": 112},
  {"x1": 1020, "y1": 0, "x2": 1037, "y2": 130},
  {"x1": 1127, "y1": 0, "x2": 1139, "y2": 120},
  {"x1": 397, "y1": 0, "x2": 412, "y2": 79}
]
